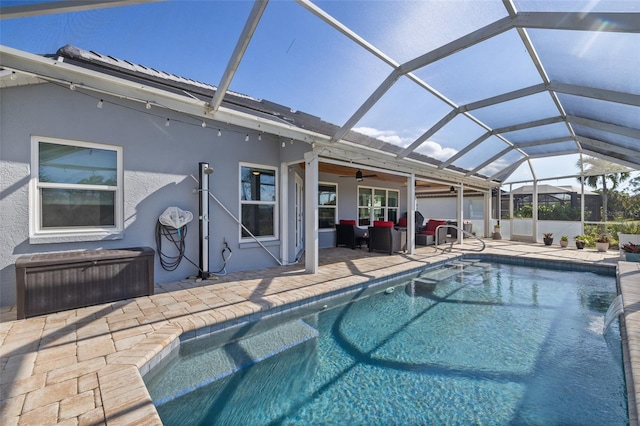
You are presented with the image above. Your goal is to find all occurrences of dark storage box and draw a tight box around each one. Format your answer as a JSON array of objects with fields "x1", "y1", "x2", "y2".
[{"x1": 16, "y1": 247, "x2": 154, "y2": 319}]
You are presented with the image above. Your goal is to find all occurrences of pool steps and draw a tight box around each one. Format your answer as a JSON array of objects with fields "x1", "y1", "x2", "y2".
[{"x1": 145, "y1": 319, "x2": 319, "y2": 406}]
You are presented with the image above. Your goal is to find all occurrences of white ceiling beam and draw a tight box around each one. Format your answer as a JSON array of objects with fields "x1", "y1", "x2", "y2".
[
  {"x1": 490, "y1": 157, "x2": 527, "y2": 182},
  {"x1": 569, "y1": 116, "x2": 640, "y2": 139},
  {"x1": 493, "y1": 116, "x2": 565, "y2": 134},
  {"x1": 577, "y1": 137, "x2": 640, "y2": 159},
  {"x1": 209, "y1": 0, "x2": 268, "y2": 113},
  {"x1": 331, "y1": 70, "x2": 401, "y2": 142},
  {"x1": 399, "y1": 16, "x2": 514, "y2": 74},
  {"x1": 460, "y1": 83, "x2": 546, "y2": 112},
  {"x1": 581, "y1": 150, "x2": 640, "y2": 170},
  {"x1": 514, "y1": 137, "x2": 575, "y2": 148},
  {"x1": 514, "y1": 12, "x2": 640, "y2": 33},
  {"x1": 397, "y1": 109, "x2": 459, "y2": 158},
  {"x1": 0, "y1": 0, "x2": 163, "y2": 19},
  {"x1": 550, "y1": 82, "x2": 640, "y2": 107},
  {"x1": 438, "y1": 132, "x2": 492, "y2": 169},
  {"x1": 467, "y1": 147, "x2": 514, "y2": 176}
]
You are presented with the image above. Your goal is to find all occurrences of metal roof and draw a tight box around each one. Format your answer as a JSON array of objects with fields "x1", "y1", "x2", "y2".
[{"x1": 1, "y1": 0, "x2": 639, "y2": 186}]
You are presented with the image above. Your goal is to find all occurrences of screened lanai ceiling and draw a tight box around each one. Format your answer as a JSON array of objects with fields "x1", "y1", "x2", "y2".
[{"x1": 1, "y1": 0, "x2": 639, "y2": 186}]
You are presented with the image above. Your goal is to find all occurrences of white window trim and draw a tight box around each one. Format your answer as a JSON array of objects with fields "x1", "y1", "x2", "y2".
[
  {"x1": 357, "y1": 185, "x2": 399, "y2": 224},
  {"x1": 319, "y1": 181, "x2": 338, "y2": 232},
  {"x1": 239, "y1": 162, "x2": 278, "y2": 242},
  {"x1": 29, "y1": 136, "x2": 124, "y2": 244}
]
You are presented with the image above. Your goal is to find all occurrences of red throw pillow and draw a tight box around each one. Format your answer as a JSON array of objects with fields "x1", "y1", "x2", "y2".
[
  {"x1": 339, "y1": 219, "x2": 357, "y2": 226},
  {"x1": 374, "y1": 220, "x2": 394, "y2": 228},
  {"x1": 397, "y1": 217, "x2": 408, "y2": 227}
]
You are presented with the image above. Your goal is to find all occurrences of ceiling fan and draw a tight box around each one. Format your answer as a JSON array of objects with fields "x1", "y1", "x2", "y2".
[{"x1": 340, "y1": 169, "x2": 377, "y2": 182}]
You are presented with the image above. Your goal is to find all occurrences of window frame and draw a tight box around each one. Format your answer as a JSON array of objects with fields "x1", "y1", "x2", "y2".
[
  {"x1": 318, "y1": 182, "x2": 338, "y2": 231},
  {"x1": 29, "y1": 135, "x2": 124, "y2": 243},
  {"x1": 357, "y1": 186, "x2": 399, "y2": 226},
  {"x1": 239, "y1": 162, "x2": 278, "y2": 242}
]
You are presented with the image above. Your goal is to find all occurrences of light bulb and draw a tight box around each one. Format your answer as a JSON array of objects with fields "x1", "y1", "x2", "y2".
[
  {"x1": 282, "y1": 141, "x2": 286, "y2": 148},
  {"x1": 217, "y1": 129, "x2": 222, "y2": 137},
  {"x1": 258, "y1": 134, "x2": 262, "y2": 141},
  {"x1": 146, "y1": 102, "x2": 151, "y2": 110},
  {"x1": 201, "y1": 121, "x2": 206, "y2": 128},
  {"x1": 245, "y1": 134, "x2": 249, "y2": 142},
  {"x1": 10, "y1": 72, "x2": 17, "y2": 81},
  {"x1": 69, "y1": 83, "x2": 76, "y2": 91},
  {"x1": 97, "y1": 99, "x2": 103, "y2": 108},
  {"x1": 165, "y1": 119, "x2": 170, "y2": 127}
]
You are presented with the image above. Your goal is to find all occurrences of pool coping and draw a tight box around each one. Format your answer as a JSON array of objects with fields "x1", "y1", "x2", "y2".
[{"x1": 1, "y1": 244, "x2": 636, "y2": 425}]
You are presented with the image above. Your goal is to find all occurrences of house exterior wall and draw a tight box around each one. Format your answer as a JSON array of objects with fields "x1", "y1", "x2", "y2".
[{"x1": 0, "y1": 82, "x2": 304, "y2": 306}]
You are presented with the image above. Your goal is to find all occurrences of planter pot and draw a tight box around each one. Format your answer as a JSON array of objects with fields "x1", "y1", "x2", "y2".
[
  {"x1": 625, "y1": 252, "x2": 640, "y2": 262},
  {"x1": 543, "y1": 238, "x2": 553, "y2": 246},
  {"x1": 576, "y1": 241, "x2": 585, "y2": 249},
  {"x1": 596, "y1": 242, "x2": 609, "y2": 252},
  {"x1": 560, "y1": 240, "x2": 568, "y2": 248}
]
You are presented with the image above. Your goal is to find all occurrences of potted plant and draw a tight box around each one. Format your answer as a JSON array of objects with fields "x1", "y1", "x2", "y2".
[
  {"x1": 595, "y1": 233, "x2": 610, "y2": 252},
  {"x1": 575, "y1": 235, "x2": 586, "y2": 250},
  {"x1": 622, "y1": 242, "x2": 640, "y2": 262},
  {"x1": 559, "y1": 235, "x2": 569, "y2": 248},
  {"x1": 543, "y1": 233, "x2": 553, "y2": 246}
]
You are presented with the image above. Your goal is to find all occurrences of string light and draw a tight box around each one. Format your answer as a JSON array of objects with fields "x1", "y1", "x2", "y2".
[
  {"x1": 217, "y1": 129, "x2": 222, "y2": 137},
  {"x1": 97, "y1": 99, "x2": 103, "y2": 108},
  {"x1": 69, "y1": 83, "x2": 76, "y2": 91},
  {"x1": 245, "y1": 134, "x2": 249, "y2": 142},
  {"x1": 282, "y1": 141, "x2": 286, "y2": 148},
  {"x1": 10, "y1": 72, "x2": 17, "y2": 81},
  {"x1": 201, "y1": 121, "x2": 206, "y2": 128},
  {"x1": 165, "y1": 118, "x2": 170, "y2": 127},
  {"x1": 258, "y1": 133, "x2": 262, "y2": 141},
  {"x1": 146, "y1": 101, "x2": 152, "y2": 110}
]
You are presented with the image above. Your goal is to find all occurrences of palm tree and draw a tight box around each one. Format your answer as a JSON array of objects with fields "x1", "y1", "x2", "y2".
[{"x1": 576, "y1": 157, "x2": 630, "y2": 221}]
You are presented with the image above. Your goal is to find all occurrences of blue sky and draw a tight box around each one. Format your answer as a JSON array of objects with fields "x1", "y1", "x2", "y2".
[{"x1": 2, "y1": 0, "x2": 637, "y2": 190}]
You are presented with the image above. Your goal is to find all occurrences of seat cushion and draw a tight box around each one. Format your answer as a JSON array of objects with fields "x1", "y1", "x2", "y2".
[
  {"x1": 422, "y1": 219, "x2": 446, "y2": 235},
  {"x1": 373, "y1": 220, "x2": 394, "y2": 228},
  {"x1": 339, "y1": 219, "x2": 357, "y2": 226},
  {"x1": 397, "y1": 217, "x2": 408, "y2": 227}
]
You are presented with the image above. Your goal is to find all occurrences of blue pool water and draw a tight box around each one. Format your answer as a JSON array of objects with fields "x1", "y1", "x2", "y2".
[{"x1": 144, "y1": 261, "x2": 628, "y2": 425}]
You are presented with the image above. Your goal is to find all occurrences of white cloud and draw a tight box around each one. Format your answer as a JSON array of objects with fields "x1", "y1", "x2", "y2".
[
  {"x1": 353, "y1": 126, "x2": 413, "y2": 147},
  {"x1": 354, "y1": 126, "x2": 459, "y2": 161},
  {"x1": 415, "y1": 140, "x2": 458, "y2": 161}
]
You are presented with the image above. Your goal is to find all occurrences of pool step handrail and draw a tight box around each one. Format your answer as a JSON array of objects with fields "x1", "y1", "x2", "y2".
[{"x1": 434, "y1": 224, "x2": 486, "y2": 253}]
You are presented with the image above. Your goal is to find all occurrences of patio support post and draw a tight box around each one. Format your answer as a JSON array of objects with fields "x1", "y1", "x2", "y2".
[
  {"x1": 457, "y1": 184, "x2": 464, "y2": 243},
  {"x1": 484, "y1": 190, "x2": 491, "y2": 238},
  {"x1": 280, "y1": 162, "x2": 289, "y2": 264},
  {"x1": 407, "y1": 174, "x2": 415, "y2": 254},
  {"x1": 304, "y1": 151, "x2": 319, "y2": 273},
  {"x1": 532, "y1": 180, "x2": 539, "y2": 243}
]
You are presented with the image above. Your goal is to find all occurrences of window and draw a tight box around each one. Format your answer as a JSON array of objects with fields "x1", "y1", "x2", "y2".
[
  {"x1": 240, "y1": 164, "x2": 277, "y2": 239},
  {"x1": 358, "y1": 186, "x2": 399, "y2": 226},
  {"x1": 31, "y1": 136, "x2": 123, "y2": 241},
  {"x1": 319, "y1": 183, "x2": 337, "y2": 229}
]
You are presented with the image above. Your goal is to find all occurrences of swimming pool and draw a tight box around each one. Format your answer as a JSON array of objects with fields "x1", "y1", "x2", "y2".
[{"x1": 144, "y1": 260, "x2": 628, "y2": 425}]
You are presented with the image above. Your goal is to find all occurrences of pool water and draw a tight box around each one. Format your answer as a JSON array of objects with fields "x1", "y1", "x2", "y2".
[{"x1": 145, "y1": 261, "x2": 628, "y2": 425}]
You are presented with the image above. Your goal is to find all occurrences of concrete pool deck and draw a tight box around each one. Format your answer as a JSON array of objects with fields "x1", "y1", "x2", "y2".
[{"x1": 1, "y1": 240, "x2": 638, "y2": 425}]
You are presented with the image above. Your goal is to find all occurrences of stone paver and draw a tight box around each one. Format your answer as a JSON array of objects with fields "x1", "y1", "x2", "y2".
[{"x1": 0, "y1": 241, "x2": 636, "y2": 425}]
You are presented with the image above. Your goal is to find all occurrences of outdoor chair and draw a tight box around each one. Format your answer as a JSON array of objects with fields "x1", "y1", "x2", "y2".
[
  {"x1": 336, "y1": 220, "x2": 367, "y2": 249},
  {"x1": 416, "y1": 219, "x2": 448, "y2": 246},
  {"x1": 368, "y1": 220, "x2": 404, "y2": 254}
]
